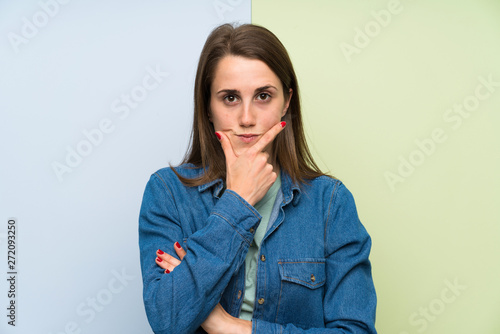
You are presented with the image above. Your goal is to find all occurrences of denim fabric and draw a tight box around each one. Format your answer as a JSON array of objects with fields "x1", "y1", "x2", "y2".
[{"x1": 139, "y1": 164, "x2": 377, "y2": 333}]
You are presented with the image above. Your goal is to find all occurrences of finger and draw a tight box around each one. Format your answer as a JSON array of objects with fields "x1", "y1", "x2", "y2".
[
  {"x1": 156, "y1": 249, "x2": 181, "y2": 266},
  {"x1": 155, "y1": 256, "x2": 177, "y2": 274},
  {"x1": 216, "y1": 131, "x2": 237, "y2": 163},
  {"x1": 174, "y1": 242, "x2": 187, "y2": 260},
  {"x1": 155, "y1": 256, "x2": 170, "y2": 269},
  {"x1": 251, "y1": 121, "x2": 286, "y2": 154}
]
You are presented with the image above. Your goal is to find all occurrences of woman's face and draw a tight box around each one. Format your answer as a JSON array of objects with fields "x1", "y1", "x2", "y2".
[{"x1": 209, "y1": 55, "x2": 291, "y2": 156}]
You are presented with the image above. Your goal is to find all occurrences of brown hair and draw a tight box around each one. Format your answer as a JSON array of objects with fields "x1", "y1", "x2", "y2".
[{"x1": 174, "y1": 23, "x2": 327, "y2": 186}]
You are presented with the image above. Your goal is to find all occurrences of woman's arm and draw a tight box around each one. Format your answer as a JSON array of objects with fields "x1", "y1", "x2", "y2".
[
  {"x1": 156, "y1": 243, "x2": 252, "y2": 334},
  {"x1": 140, "y1": 122, "x2": 291, "y2": 333},
  {"x1": 139, "y1": 174, "x2": 260, "y2": 334}
]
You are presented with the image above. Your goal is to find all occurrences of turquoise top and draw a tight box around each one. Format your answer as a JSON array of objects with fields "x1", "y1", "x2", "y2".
[{"x1": 239, "y1": 173, "x2": 281, "y2": 321}]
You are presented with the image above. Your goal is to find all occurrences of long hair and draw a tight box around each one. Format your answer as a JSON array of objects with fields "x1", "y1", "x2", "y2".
[{"x1": 174, "y1": 23, "x2": 327, "y2": 186}]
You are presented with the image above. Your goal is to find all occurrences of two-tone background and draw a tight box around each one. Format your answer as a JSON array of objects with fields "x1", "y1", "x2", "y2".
[{"x1": 1, "y1": 1, "x2": 499, "y2": 333}]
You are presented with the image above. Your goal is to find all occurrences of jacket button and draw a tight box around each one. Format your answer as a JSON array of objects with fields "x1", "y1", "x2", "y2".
[
  {"x1": 258, "y1": 298, "x2": 265, "y2": 305},
  {"x1": 250, "y1": 228, "x2": 255, "y2": 233},
  {"x1": 237, "y1": 290, "x2": 242, "y2": 299},
  {"x1": 260, "y1": 255, "x2": 266, "y2": 262},
  {"x1": 311, "y1": 274, "x2": 316, "y2": 282}
]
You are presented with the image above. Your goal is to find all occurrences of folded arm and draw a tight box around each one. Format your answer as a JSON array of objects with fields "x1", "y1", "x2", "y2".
[{"x1": 139, "y1": 173, "x2": 260, "y2": 333}]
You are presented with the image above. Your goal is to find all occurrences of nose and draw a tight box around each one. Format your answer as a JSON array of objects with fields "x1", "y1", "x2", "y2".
[{"x1": 239, "y1": 101, "x2": 256, "y2": 127}]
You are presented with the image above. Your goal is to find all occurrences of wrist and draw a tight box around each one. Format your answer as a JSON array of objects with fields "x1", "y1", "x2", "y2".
[
  {"x1": 227, "y1": 187, "x2": 257, "y2": 207},
  {"x1": 231, "y1": 318, "x2": 252, "y2": 334}
]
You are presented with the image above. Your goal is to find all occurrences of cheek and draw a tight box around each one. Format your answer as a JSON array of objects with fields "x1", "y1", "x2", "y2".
[
  {"x1": 265, "y1": 107, "x2": 286, "y2": 125},
  {"x1": 208, "y1": 100, "x2": 215, "y2": 123},
  {"x1": 209, "y1": 101, "x2": 223, "y2": 128},
  {"x1": 209, "y1": 112, "x2": 230, "y2": 131}
]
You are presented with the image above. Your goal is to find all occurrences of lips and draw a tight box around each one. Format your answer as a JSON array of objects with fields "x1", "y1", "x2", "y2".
[{"x1": 237, "y1": 134, "x2": 259, "y2": 143}]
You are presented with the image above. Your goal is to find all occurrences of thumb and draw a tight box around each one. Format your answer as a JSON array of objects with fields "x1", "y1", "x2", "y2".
[{"x1": 216, "y1": 131, "x2": 236, "y2": 163}]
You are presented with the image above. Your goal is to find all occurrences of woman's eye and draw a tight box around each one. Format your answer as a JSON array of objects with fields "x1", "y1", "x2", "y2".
[
  {"x1": 257, "y1": 93, "x2": 271, "y2": 101},
  {"x1": 224, "y1": 95, "x2": 238, "y2": 104}
]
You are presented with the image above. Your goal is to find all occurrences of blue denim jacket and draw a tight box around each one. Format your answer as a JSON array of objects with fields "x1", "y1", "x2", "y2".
[{"x1": 139, "y1": 164, "x2": 377, "y2": 333}]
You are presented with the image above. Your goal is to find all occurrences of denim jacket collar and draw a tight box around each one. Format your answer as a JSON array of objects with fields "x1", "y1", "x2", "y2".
[
  {"x1": 280, "y1": 169, "x2": 302, "y2": 206},
  {"x1": 198, "y1": 178, "x2": 225, "y2": 198},
  {"x1": 196, "y1": 168, "x2": 301, "y2": 205}
]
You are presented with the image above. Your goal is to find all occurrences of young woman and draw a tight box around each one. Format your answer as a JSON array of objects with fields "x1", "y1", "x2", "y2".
[{"x1": 139, "y1": 23, "x2": 377, "y2": 333}]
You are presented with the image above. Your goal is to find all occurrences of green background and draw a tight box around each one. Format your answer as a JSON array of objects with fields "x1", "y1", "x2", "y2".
[{"x1": 253, "y1": 1, "x2": 500, "y2": 333}]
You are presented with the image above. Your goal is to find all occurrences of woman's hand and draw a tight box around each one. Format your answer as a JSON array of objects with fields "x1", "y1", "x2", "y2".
[
  {"x1": 155, "y1": 244, "x2": 252, "y2": 334},
  {"x1": 155, "y1": 242, "x2": 186, "y2": 273},
  {"x1": 217, "y1": 121, "x2": 286, "y2": 206}
]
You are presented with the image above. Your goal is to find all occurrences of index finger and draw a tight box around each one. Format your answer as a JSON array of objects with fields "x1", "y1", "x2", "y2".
[
  {"x1": 250, "y1": 121, "x2": 286, "y2": 154},
  {"x1": 216, "y1": 131, "x2": 237, "y2": 163}
]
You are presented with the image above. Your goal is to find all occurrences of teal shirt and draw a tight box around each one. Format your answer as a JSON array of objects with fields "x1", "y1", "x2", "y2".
[{"x1": 239, "y1": 174, "x2": 281, "y2": 320}]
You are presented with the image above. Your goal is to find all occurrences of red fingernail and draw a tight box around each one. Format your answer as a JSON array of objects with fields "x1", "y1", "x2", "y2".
[
  {"x1": 215, "y1": 132, "x2": 221, "y2": 140},
  {"x1": 280, "y1": 121, "x2": 286, "y2": 128},
  {"x1": 165, "y1": 269, "x2": 170, "y2": 274},
  {"x1": 156, "y1": 257, "x2": 162, "y2": 262},
  {"x1": 175, "y1": 242, "x2": 181, "y2": 249},
  {"x1": 157, "y1": 249, "x2": 164, "y2": 255}
]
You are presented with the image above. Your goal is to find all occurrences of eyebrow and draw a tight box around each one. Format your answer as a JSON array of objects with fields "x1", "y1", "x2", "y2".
[{"x1": 216, "y1": 85, "x2": 278, "y2": 95}]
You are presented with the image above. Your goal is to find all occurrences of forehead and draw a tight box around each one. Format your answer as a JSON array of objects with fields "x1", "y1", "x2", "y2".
[{"x1": 211, "y1": 56, "x2": 281, "y2": 91}]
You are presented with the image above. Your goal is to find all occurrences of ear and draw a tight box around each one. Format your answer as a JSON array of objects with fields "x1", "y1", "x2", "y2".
[
  {"x1": 207, "y1": 107, "x2": 213, "y2": 122},
  {"x1": 282, "y1": 88, "x2": 293, "y2": 117}
]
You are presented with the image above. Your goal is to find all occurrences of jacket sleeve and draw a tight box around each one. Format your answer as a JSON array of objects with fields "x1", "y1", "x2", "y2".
[
  {"x1": 138, "y1": 173, "x2": 261, "y2": 334},
  {"x1": 252, "y1": 182, "x2": 377, "y2": 333}
]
